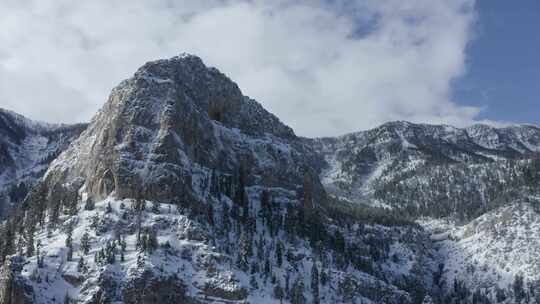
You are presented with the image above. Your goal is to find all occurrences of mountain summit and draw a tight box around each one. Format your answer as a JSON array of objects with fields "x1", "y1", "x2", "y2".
[{"x1": 41, "y1": 54, "x2": 317, "y2": 204}]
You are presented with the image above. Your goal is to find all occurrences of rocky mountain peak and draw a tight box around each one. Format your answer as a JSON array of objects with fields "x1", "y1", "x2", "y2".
[
  {"x1": 122, "y1": 53, "x2": 295, "y2": 138},
  {"x1": 39, "y1": 54, "x2": 318, "y2": 206}
]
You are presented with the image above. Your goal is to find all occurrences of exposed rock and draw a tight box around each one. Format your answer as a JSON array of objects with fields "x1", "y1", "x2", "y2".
[
  {"x1": 122, "y1": 270, "x2": 194, "y2": 304},
  {"x1": 39, "y1": 54, "x2": 325, "y2": 207}
]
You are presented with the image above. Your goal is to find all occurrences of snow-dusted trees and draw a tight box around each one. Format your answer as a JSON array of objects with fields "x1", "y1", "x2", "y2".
[
  {"x1": 273, "y1": 283, "x2": 284, "y2": 304},
  {"x1": 81, "y1": 231, "x2": 91, "y2": 254},
  {"x1": 311, "y1": 263, "x2": 320, "y2": 304},
  {"x1": 514, "y1": 274, "x2": 525, "y2": 303},
  {"x1": 77, "y1": 256, "x2": 87, "y2": 273},
  {"x1": 275, "y1": 241, "x2": 283, "y2": 267},
  {"x1": 290, "y1": 278, "x2": 306, "y2": 304},
  {"x1": 0, "y1": 220, "x2": 15, "y2": 263},
  {"x1": 26, "y1": 225, "x2": 35, "y2": 257},
  {"x1": 84, "y1": 197, "x2": 95, "y2": 211},
  {"x1": 236, "y1": 232, "x2": 252, "y2": 272},
  {"x1": 137, "y1": 228, "x2": 158, "y2": 254},
  {"x1": 65, "y1": 223, "x2": 73, "y2": 261},
  {"x1": 94, "y1": 240, "x2": 117, "y2": 266}
]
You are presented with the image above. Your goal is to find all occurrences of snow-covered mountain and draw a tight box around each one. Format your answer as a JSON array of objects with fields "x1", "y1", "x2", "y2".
[
  {"x1": 422, "y1": 198, "x2": 540, "y2": 303},
  {"x1": 312, "y1": 121, "x2": 540, "y2": 218},
  {"x1": 311, "y1": 121, "x2": 540, "y2": 302},
  {"x1": 0, "y1": 55, "x2": 437, "y2": 304},
  {"x1": 0, "y1": 54, "x2": 539, "y2": 304},
  {"x1": 0, "y1": 109, "x2": 86, "y2": 217}
]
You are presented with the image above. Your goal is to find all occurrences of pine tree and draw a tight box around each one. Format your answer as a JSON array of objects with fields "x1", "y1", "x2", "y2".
[
  {"x1": 250, "y1": 275, "x2": 259, "y2": 290},
  {"x1": 242, "y1": 197, "x2": 250, "y2": 225},
  {"x1": 152, "y1": 201, "x2": 160, "y2": 214},
  {"x1": 66, "y1": 199, "x2": 78, "y2": 216},
  {"x1": 275, "y1": 241, "x2": 284, "y2": 267},
  {"x1": 36, "y1": 240, "x2": 41, "y2": 267},
  {"x1": 285, "y1": 270, "x2": 291, "y2": 296},
  {"x1": 119, "y1": 236, "x2": 126, "y2": 262},
  {"x1": 66, "y1": 223, "x2": 73, "y2": 261},
  {"x1": 63, "y1": 292, "x2": 71, "y2": 304},
  {"x1": 137, "y1": 254, "x2": 145, "y2": 269},
  {"x1": 81, "y1": 231, "x2": 91, "y2": 254},
  {"x1": 320, "y1": 269, "x2": 328, "y2": 286},
  {"x1": 332, "y1": 230, "x2": 346, "y2": 253},
  {"x1": 264, "y1": 257, "x2": 271, "y2": 278},
  {"x1": 284, "y1": 205, "x2": 297, "y2": 236},
  {"x1": 49, "y1": 200, "x2": 61, "y2": 228},
  {"x1": 77, "y1": 256, "x2": 87, "y2": 273},
  {"x1": 105, "y1": 241, "x2": 116, "y2": 264},
  {"x1": 221, "y1": 204, "x2": 230, "y2": 234},
  {"x1": 147, "y1": 229, "x2": 158, "y2": 254},
  {"x1": 514, "y1": 274, "x2": 525, "y2": 303},
  {"x1": 236, "y1": 233, "x2": 252, "y2": 272},
  {"x1": 0, "y1": 221, "x2": 14, "y2": 263},
  {"x1": 26, "y1": 226, "x2": 35, "y2": 257},
  {"x1": 290, "y1": 278, "x2": 306, "y2": 304},
  {"x1": 210, "y1": 169, "x2": 221, "y2": 198},
  {"x1": 139, "y1": 234, "x2": 147, "y2": 252},
  {"x1": 207, "y1": 205, "x2": 214, "y2": 226},
  {"x1": 274, "y1": 283, "x2": 284, "y2": 304},
  {"x1": 84, "y1": 198, "x2": 95, "y2": 211},
  {"x1": 311, "y1": 263, "x2": 320, "y2": 304},
  {"x1": 36, "y1": 240, "x2": 43, "y2": 268},
  {"x1": 260, "y1": 190, "x2": 271, "y2": 221}
]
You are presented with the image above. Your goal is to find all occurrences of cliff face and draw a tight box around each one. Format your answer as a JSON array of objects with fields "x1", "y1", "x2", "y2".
[{"x1": 40, "y1": 54, "x2": 324, "y2": 206}]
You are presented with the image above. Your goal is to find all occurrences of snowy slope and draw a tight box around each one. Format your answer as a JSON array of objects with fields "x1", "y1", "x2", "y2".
[
  {"x1": 421, "y1": 199, "x2": 540, "y2": 302},
  {"x1": 19, "y1": 194, "x2": 434, "y2": 304}
]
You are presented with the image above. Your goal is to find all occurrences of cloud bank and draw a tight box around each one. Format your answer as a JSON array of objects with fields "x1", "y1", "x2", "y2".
[{"x1": 0, "y1": 0, "x2": 479, "y2": 137}]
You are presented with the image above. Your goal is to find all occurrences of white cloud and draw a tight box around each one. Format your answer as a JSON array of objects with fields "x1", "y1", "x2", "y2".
[{"x1": 0, "y1": 0, "x2": 480, "y2": 137}]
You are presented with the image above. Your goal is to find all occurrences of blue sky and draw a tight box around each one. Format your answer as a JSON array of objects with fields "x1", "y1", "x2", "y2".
[{"x1": 453, "y1": 0, "x2": 540, "y2": 125}]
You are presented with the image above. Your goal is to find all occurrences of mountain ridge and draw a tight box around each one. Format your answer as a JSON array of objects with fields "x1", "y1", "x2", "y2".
[
  {"x1": 0, "y1": 54, "x2": 538, "y2": 304},
  {"x1": 0, "y1": 109, "x2": 86, "y2": 217}
]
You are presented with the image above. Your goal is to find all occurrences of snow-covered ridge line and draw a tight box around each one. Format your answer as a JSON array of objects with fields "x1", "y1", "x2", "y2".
[
  {"x1": 0, "y1": 108, "x2": 86, "y2": 134},
  {"x1": 318, "y1": 120, "x2": 540, "y2": 140}
]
